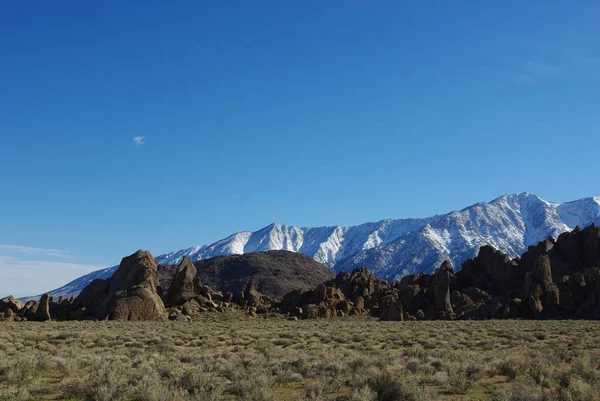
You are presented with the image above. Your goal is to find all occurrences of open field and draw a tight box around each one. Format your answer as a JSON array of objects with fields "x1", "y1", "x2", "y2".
[{"x1": 0, "y1": 315, "x2": 598, "y2": 401}]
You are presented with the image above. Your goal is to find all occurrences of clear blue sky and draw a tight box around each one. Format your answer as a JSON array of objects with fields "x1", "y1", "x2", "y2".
[{"x1": 1, "y1": 1, "x2": 599, "y2": 296}]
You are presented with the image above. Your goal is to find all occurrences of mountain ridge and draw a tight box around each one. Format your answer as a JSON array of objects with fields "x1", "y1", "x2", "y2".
[{"x1": 26, "y1": 193, "x2": 600, "y2": 300}]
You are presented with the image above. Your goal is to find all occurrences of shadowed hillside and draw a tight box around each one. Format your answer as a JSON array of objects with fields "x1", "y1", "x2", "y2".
[{"x1": 158, "y1": 250, "x2": 334, "y2": 298}]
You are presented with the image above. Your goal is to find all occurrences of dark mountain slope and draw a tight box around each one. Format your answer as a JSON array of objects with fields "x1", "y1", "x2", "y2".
[{"x1": 158, "y1": 250, "x2": 334, "y2": 297}]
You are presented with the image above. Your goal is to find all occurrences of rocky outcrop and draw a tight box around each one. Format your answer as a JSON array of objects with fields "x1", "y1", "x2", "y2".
[
  {"x1": 432, "y1": 260, "x2": 454, "y2": 313},
  {"x1": 5, "y1": 224, "x2": 600, "y2": 323},
  {"x1": 34, "y1": 294, "x2": 52, "y2": 321},
  {"x1": 69, "y1": 250, "x2": 166, "y2": 321},
  {"x1": 279, "y1": 267, "x2": 382, "y2": 318},
  {"x1": 459, "y1": 246, "x2": 517, "y2": 296},
  {"x1": 275, "y1": 224, "x2": 600, "y2": 321},
  {"x1": 164, "y1": 256, "x2": 197, "y2": 307},
  {"x1": 523, "y1": 255, "x2": 560, "y2": 318},
  {"x1": 0, "y1": 296, "x2": 24, "y2": 315},
  {"x1": 450, "y1": 224, "x2": 600, "y2": 320},
  {"x1": 572, "y1": 267, "x2": 600, "y2": 319},
  {"x1": 109, "y1": 287, "x2": 165, "y2": 321},
  {"x1": 379, "y1": 301, "x2": 404, "y2": 321},
  {"x1": 159, "y1": 250, "x2": 334, "y2": 298},
  {"x1": 244, "y1": 279, "x2": 262, "y2": 307}
]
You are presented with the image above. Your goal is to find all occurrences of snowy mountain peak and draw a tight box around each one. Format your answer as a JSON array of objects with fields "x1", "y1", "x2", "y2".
[{"x1": 34, "y1": 193, "x2": 600, "y2": 299}]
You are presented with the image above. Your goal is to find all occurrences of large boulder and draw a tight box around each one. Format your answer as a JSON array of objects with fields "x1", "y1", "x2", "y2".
[
  {"x1": 70, "y1": 279, "x2": 110, "y2": 318},
  {"x1": 398, "y1": 284, "x2": 423, "y2": 313},
  {"x1": 70, "y1": 250, "x2": 166, "y2": 321},
  {"x1": 23, "y1": 300, "x2": 38, "y2": 320},
  {"x1": 281, "y1": 288, "x2": 313, "y2": 313},
  {"x1": 109, "y1": 250, "x2": 160, "y2": 293},
  {"x1": 380, "y1": 301, "x2": 404, "y2": 321},
  {"x1": 164, "y1": 256, "x2": 198, "y2": 307},
  {"x1": 181, "y1": 298, "x2": 201, "y2": 316},
  {"x1": 109, "y1": 287, "x2": 166, "y2": 321},
  {"x1": 0, "y1": 296, "x2": 24, "y2": 314},
  {"x1": 107, "y1": 251, "x2": 165, "y2": 321},
  {"x1": 301, "y1": 304, "x2": 319, "y2": 319}
]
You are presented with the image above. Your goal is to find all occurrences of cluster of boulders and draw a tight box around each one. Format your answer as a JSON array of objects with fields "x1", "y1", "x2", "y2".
[
  {"x1": 450, "y1": 223, "x2": 600, "y2": 320},
  {"x1": 275, "y1": 224, "x2": 600, "y2": 321},
  {"x1": 307, "y1": 223, "x2": 600, "y2": 321},
  {"x1": 162, "y1": 257, "x2": 282, "y2": 322},
  {"x1": 0, "y1": 293, "x2": 54, "y2": 322},
  {"x1": 0, "y1": 251, "x2": 282, "y2": 322},
  {"x1": 280, "y1": 267, "x2": 388, "y2": 319},
  {"x1": 1, "y1": 251, "x2": 168, "y2": 321},
  {"x1": 2, "y1": 224, "x2": 599, "y2": 322}
]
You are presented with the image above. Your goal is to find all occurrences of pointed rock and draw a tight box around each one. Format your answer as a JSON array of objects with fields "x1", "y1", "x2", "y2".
[
  {"x1": 34, "y1": 294, "x2": 52, "y2": 321},
  {"x1": 432, "y1": 260, "x2": 454, "y2": 313},
  {"x1": 71, "y1": 250, "x2": 165, "y2": 321},
  {"x1": 244, "y1": 278, "x2": 262, "y2": 307},
  {"x1": 164, "y1": 256, "x2": 198, "y2": 307}
]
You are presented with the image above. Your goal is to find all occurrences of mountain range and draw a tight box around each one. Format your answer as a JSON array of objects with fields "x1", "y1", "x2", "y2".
[{"x1": 33, "y1": 192, "x2": 600, "y2": 300}]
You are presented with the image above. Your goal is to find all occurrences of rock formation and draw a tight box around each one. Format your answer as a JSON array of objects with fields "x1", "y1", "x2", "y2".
[
  {"x1": 3, "y1": 223, "x2": 600, "y2": 323},
  {"x1": 275, "y1": 223, "x2": 600, "y2": 321},
  {"x1": 432, "y1": 260, "x2": 454, "y2": 313},
  {"x1": 69, "y1": 250, "x2": 166, "y2": 321},
  {"x1": 0, "y1": 296, "x2": 24, "y2": 314},
  {"x1": 164, "y1": 256, "x2": 197, "y2": 307}
]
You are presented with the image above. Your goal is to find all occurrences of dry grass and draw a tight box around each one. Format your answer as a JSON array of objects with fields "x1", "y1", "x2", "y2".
[{"x1": 0, "y1": 314, "x2": 598, "y2": 401}]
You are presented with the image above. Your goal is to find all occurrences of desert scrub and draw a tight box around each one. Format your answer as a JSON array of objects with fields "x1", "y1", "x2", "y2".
[{"x1": 0, "y1": 318, "x2": 597, "y2": 400}]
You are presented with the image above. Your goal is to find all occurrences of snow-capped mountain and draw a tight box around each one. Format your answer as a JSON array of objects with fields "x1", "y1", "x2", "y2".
[{"x1": 34, "y1": 193, "x2": 600, "y2": 299}]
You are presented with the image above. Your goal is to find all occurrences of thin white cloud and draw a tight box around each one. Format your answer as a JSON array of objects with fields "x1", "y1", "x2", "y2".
[
  {"x1": 0, "y1": 255, "x2": 104, "y2": 298},
  {"x1": 512, "y1": 59, "x2": 562, "y2": 84},
  {"x1": 133, "y1": 136, "x2": 145, "y2": 146},
  {"x1": 0, "y1": 244, "x2": 68, "y2": 258},
  {"x1": 492, "y1": 32, "x2": 598, "y2": 84},
  {"x1": 523, "y1": 60, "x2": 560, "y2": 78}
]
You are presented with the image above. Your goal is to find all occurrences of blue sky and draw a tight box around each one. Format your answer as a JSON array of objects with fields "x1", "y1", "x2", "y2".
[{"x1": 1, "y1": 2, "x2": 599, "y2": 296}]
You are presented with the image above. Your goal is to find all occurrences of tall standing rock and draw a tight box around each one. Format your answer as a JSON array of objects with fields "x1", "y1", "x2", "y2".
[
  {"x1": 524, "y1": 255, "x2": 559, "y2": 318},
  {"x1": 34, "y1": 294, "x2": 52, "y2": 321},
  {"x1": 432, "y1": 260, "x2": 454, "y2": 313},
  {"x1": 574, "y1": 267, "x2": 600, "y2": 319},
  {"x1": 313, "y1": 283, "x2": 327, "y2": 304},
  {"x1": 244, "y1": 278, "x2": 262, "y2": 307},
  {"x1": 164, "y1": 256, "x2": 198, "y2": 307}
]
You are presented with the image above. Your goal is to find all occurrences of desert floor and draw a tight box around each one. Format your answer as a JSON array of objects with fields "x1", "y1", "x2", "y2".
[{"x1": 0, "y1": 315, "x2": 598, "y2": 401}]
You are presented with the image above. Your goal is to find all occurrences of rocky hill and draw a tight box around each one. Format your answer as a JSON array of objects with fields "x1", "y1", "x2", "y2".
[{"x1": 157, "y1": 250, "x2": 334, "y2": 298}]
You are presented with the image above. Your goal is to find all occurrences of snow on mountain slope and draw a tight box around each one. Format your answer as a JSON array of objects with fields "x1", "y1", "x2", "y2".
[
  {"x1": 30, "y1": 193, "x2": 600, "y2": 299},
  {"x1": 334, "y1": 193, "x2": 600, "y2": 280}
]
